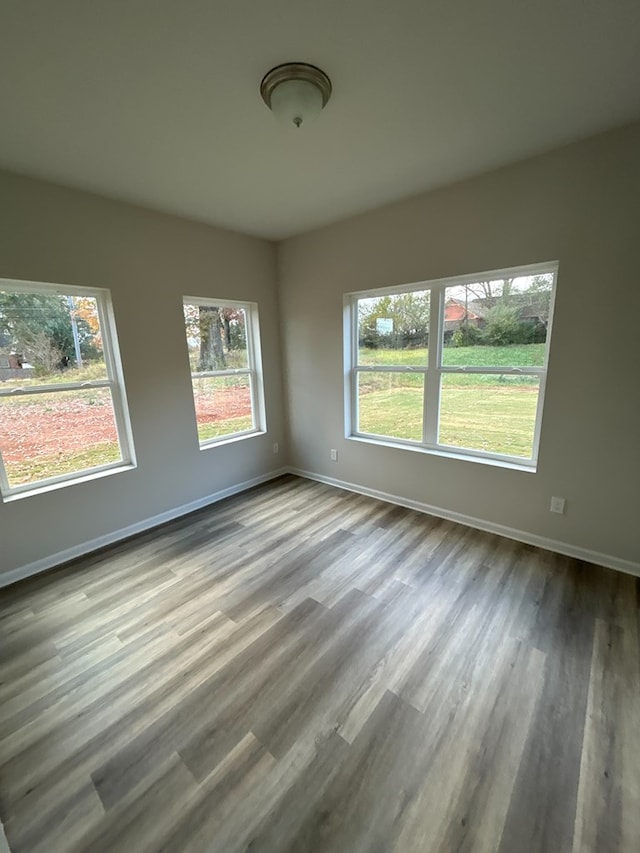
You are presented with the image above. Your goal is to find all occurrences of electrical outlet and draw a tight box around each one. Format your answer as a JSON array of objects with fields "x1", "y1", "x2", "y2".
[
  {"x1": 550, "y1": 496, "x2": 565, "y2": 514},
  {"x1": 330, "y1": 449, "x2": 338, "y2": 461},
  {"x1": 273, "y1": 442, "x2": 278, "y2": 454}
]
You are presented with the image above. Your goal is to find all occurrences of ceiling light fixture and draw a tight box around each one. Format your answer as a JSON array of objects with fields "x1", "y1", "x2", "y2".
[{"x1": 260, "y1": 62, "x2": 332, "y2": 128}]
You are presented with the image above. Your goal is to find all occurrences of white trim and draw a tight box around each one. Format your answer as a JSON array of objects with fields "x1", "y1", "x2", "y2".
[
  {"x1": 183, "y1": 295, "x2": 254, "y2": 313},
  {"x1": 343, "y1": 295, "x2": 356, "y2": 438},
  {"x1": 183, "y1": 297, "x2": 266, "y2": 444},
  {"x1": 345, "y1": 262, "x2": 558, "y2": 467},
  {"x1": 288, "y1": 467, "x2": 640, "y2": 579},
  {"x1": 438, "y1": 367, "x2": 544, "y2": 375},
  {"x1": 344, "y1": 260, "x2": 559, "y2": 300},
  {"x1": 0, "y1": 468, "x2": 288, "y2": 589},
  {"x1": 356, "y1": 365, "x2": 428, "y2": 374},
  {"x1": 3, "y1": 465, "x2": 637, "y2": 590},
  {"x1": 347, "y1": 433, "x2": 536, "y2": 470},
  {"x1": 247, "y1": 303, "x2": 266, "y2": 432},
  {"x1": 0, "y1": 378, "x2": 111, "y2": 397},
  {"x1": 100, "y1": 289, "x2": 137, "y2": 471},
  {"x1": 0, "y1": 452, "x2": 10, "y2": 495},
  {"x1": 0, "y1": 276, "x2": 110, "y2": 298},
  {"x1": 199, "y1": 427, "x2": 265, "y2": 451},
  {"x1": 0, "y1": 280, "x2": 136, "y2": 498},
  {"x1": 191, "y1": 369, "x2": 252, "y2": 379},
  {"x1": 0, "y1": 819, "x2": 9, "y2": 853},
  {"x1": 3, "y1": 461, "x2": 136, "y2": 501},
  {"x1": 425, "y1": 285, "x2": 443, "y2": 444}
]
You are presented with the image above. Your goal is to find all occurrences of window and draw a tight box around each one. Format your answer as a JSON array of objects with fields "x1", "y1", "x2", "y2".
[
  {"x1": 183, "y1": 297, "x2": 265, "y2": 446},
  {"x1": 0, "y1": 279, "x2": 135, "y2": 497},
  {"x1": 347, "y1": 262, "x2": 557, "y2": 467}
]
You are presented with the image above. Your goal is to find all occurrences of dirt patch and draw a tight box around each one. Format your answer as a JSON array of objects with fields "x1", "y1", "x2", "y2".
[
  {"x1": 0, "y1": 388, "x2": 251, "y2": 463},
  {"x1": 192, "y1": 386, "x2": 252, "y2": 425},
  {"x1": 0, "y1": 398, "x2": 118, "y2": 464}
]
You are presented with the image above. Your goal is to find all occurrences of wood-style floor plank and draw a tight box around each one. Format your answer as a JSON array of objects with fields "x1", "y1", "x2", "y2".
[
  {"x1": 0, "y1": 474, "x2": 638, "y2": 852},
  {"x1": 572, "y1": 617, "x2": 640, "y2": 852}
]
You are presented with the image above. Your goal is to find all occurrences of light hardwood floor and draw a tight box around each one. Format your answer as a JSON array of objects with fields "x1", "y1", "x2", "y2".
[{"x1": 0, "y1": 474, "x2": 638, "y2": 852}]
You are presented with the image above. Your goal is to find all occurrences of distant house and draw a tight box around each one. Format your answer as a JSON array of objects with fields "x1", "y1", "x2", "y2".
[
  {"x1": 443, "y1": 299, "x2": 483, "y2": 335},
  {"x1": 0, "y1": 350, "x2": 34, "y2": 381},
  {"x1": 467, "y1": 293, "x2": 551, "y2": 326},
  {"x1": 443, "y1": 293, "x2": 550, "y2": 337}
]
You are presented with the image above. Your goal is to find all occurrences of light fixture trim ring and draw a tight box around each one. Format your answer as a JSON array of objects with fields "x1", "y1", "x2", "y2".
[{"x1": 260, "y1": 62, "x2": 332, "y2": 109}]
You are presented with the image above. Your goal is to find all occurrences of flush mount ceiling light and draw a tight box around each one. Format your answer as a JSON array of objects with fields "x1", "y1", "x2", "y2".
[{"x1": 260, "y1": 62, "x2": 332, "y2": 128}]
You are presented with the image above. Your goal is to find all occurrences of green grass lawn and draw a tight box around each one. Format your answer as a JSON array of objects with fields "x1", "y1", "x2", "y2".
[
  {"x1": 3, "y1": 416, "x2": 256, "y2": 487},
  {"x1": 358, "y1": 384, "x2": 539, "y2": 457},
  {"x1": 1, "y1": 360, "x2": 109, "y2": 389},
  {"x1": 358, "y1": 343, "x2": 546, "y2": 369},
  {"x1": 3, "y1": 346, "x2": 542, "y2": 484},
  {"x1": 357, "y1": 344, "x2": 543, "y2": 457},
  {"x1": 4, "y1": 443, "x2": 122, "y2": 488},
  {"x1": 1, "y1": 386, "x2": 122, "y2": 487},
  {"x1": 197, "y1": 415, "x2": 254, "y2": 442}
]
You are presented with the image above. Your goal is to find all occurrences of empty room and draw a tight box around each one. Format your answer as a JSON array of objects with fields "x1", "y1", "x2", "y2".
[{"x1": 0, "y1": 2, "x2": 639, "y2": 851}]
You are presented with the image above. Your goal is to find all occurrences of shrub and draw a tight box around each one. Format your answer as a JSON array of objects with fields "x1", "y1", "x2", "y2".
[
  {"x1": 451, "y1": 325, "x2": 482, "y2": 347},
  {"x1": 480, "y1": 304, "x2": 522, "y2": 345}
]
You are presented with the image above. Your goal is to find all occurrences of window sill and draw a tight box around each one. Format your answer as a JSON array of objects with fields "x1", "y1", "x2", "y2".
[
  {"x1": 347, "y1": 434, "x2": 537, "y2": 473},
  {"x1": 2, "y1": 462, "x2": 137, "y2": 502},
  {"x1": 199, "y1": 429, "x2": 266, "y2": 451}
]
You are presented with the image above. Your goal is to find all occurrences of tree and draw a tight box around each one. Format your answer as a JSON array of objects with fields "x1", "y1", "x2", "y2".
[
  {"x1": 524, "y1": 274, "x2": 553, "y2": 326},
  {"x1": 184, "y1": 303, "x2": 248, "y2": 373},
  {"x1": 220, "y1": 307, "x2": 246, "y2": 351},
  {"x1": 480, "y1": 302, "x2": 522, "y2": 345},
  {"x1": 358, "y1": 291, "x2": 430, "y2": 349},
  {"x1": 0, "y1": 291, "x2": 72, "y2": 368},
  {"x1": 73, "y1": 296, "x2": 102, "y2": 351},
  {"x1": 449, "y1": 274, "x2": 553, "y2": 347},
  {"x1": 0, "y1": 291, "x2": 100, "y2": 371},
  {"x1": 198, "y1": 306, "x2": 226, "y2": 370},
  {"x1": 20, "y1": 330, "x2": 64, "y2": 374}
]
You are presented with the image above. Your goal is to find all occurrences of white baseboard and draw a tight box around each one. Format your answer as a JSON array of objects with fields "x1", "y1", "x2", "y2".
[
  {"x1": 0, "y1": 468, "x2": 289, "y2": 589},
  {"x1": 4, "y1": 465, "x2": 637, "y2": 588},
  {"x1": 289, "y1": 467, "x2": 640, "y2": 579}
]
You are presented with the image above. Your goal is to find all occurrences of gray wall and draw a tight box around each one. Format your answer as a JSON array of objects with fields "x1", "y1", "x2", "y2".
[
  {"x1": 2, "y1": 122, "x2": 639, "y2": 580},
  {"x1": 278, "y1": 122, "x2": 640, "y2": 567},
  {"x1": 0, "y1": 170, "x2": 284, "y2": 579}
]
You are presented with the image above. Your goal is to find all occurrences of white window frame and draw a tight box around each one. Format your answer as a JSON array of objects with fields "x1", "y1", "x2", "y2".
[
  {"x1": 345, "y1": 261, "x2": 558, "y2": 470},
  {"x1": 182, "y1": 296, "x2": 266, "y2": 448},
  {"x1": 0, "y1": 278, "x2": 136, "y2": 499}
]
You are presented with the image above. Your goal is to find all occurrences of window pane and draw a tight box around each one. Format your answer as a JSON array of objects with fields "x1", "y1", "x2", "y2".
[
  {"x1": 357, "y1": 371, "x2": 424, "y2": 441},
  {"x1": 439, "y1": 373, "x2": 540, "y2": 458},
  {"x1": 441, "y1": 273, "x2": 553, "y2": 367},
  {"x1": 184, "y1": 304, "x2": 248, "y2": 371},
  {"x1": 0, "y1": 290, "x2": 107, "y2": 385},
  {"x1": 192, "y1": 375, "x2": 254, "y2": 442},
  {"x1": 0, "y1": 387, "x2": 122, "y2": 488},
  {"x1": 357, "y1": 291, "x2": 429, "y2": 367}
]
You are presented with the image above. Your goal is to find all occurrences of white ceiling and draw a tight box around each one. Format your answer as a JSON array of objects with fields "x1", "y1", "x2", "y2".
[{"x1": 1, "y1": 1, "x2": 639, "y2": 240}]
